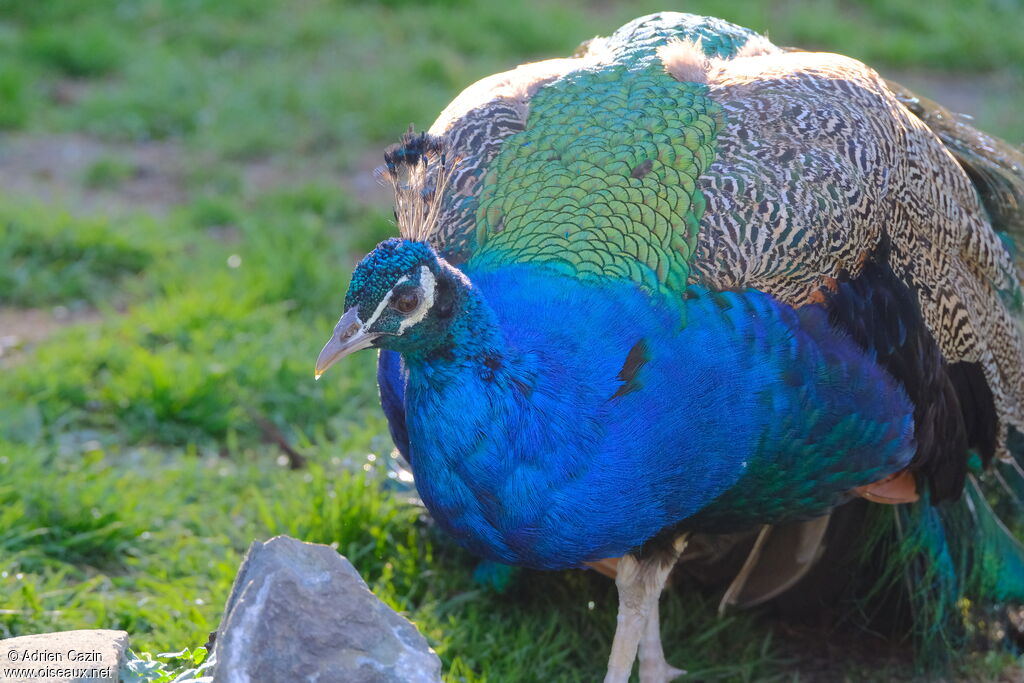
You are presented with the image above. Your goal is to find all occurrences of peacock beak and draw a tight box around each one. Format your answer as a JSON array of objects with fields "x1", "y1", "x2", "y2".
[{"x1": 315, "y1": 307, "x2": 379, "y2": 380}]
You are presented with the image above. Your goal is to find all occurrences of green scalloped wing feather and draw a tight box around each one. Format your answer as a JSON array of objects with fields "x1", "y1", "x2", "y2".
[
  {"x1": 465, "y1": 61, "x2": 723, "y2": 297},
  {"x1": 429, "y1": 12, "x2": 776, "y2": 296}
]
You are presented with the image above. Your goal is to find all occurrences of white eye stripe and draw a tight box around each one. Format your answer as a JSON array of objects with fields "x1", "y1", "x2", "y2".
[
  {"x1": 398, "y1": 266, "x2": 436, "y2": 333},
  {"x1": 362, "y1": 270, "x2": 436, "y2": 335},
  {"x1": 362, "y1": 277, "x2": 403, "y2": 331}
]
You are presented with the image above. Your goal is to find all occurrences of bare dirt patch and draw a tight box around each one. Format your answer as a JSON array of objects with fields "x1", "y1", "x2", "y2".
[
  {"x1": 0, "y1": 306, "x2": 102, "y2": 362},
  {"x1": 0, "y1": 133, "x2": 187, "y2": 214},
  {"x1": 239, "y1": 146, "x2": 392, "y2": 207},
  {"x1": 0, "y1": 132, "x2": 392, "y2": 216}
]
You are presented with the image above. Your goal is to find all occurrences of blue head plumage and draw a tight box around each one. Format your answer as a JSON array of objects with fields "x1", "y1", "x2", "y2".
[
  {"x1": 345, "y1": 238, "x2": 439, "y2": 331},
  {"x1": 317, "y1": 238, "x2": 468, "y2": 378}
]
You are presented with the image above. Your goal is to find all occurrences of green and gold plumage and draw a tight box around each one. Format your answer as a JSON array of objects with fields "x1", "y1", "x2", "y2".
[{"x1": 471, "y1": 63, "x2": 720, "y2": 294}]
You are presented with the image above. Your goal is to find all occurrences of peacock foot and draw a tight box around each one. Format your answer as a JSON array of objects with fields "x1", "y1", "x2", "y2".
[
  {"x1": 638, "y1": 602, "x2": 686, "y2": 682},
  {"x1": 604, "y1": 536, "x2": 688, "y2": 683}
]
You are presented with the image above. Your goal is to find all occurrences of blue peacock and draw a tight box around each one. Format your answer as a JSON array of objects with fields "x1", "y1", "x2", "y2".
[{"x1": 315, "y1": 12, "x2": 1024, "y2": 681}]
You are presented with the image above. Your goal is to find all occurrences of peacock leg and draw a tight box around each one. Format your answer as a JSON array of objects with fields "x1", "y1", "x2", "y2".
[
  {"x1": 638, "y1": 597, "x2": 686, "y2": 682},
  {"x1": 603, "y1": 535, "x2": 688, "y2": 683}
]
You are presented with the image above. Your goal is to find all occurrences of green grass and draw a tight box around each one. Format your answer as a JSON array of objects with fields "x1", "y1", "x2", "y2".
[
  {"x1": 0, "y1": 203, "x2": 160, "y2": 308},
  {"x1": 1, "y1": 0, "x2": 1022, "y2": 152},
  {"x1": 83, "y1": 158, "x2": 138, "y2": 190},
  {"x1": 0, "y1": 63, "x2": 33, "y2": 130},
  {"x1": 0, "y1": 0, "x2": 1022, "y2": 680},
  {"x1": 23, "y1": 21, "x2": 126, "y2": 78},
  {"x1": 0, "y1": 440, "x2": 788, "y2": 681}
]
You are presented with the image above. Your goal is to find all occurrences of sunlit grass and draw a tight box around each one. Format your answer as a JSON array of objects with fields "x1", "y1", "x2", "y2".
[
  {"x1": 0, "y1": 440, "x2": 794, "y2": 681},
  {"x1": 0, "y1": 203, "x2": 159, "y2": 307}
]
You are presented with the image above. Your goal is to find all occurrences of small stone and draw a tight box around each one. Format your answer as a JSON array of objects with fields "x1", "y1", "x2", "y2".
[
  {"x1": 212, "y1": 535, "x2": 441, "y2": 683},
  {"x1": 0, "y1": 629, "x2": 128, "y2": 683}
]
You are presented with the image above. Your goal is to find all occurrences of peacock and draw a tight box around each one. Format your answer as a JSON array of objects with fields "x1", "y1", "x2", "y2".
[{"x1": 314, "y1": 12, "x2": 1024, "y2": 681}]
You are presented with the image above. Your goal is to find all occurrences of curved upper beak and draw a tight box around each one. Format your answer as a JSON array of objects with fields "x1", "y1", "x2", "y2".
[{"x1": 315, "y1": 307, "x2": 379, "y2": 380}]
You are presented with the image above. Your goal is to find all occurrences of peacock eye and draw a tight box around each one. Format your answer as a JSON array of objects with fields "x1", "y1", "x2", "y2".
[{"x1": 392, "y1": 291, "x2": 419, "y2": 314}]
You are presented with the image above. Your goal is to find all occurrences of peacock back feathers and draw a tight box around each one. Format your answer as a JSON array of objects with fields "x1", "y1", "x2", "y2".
[{"x1": 398, "y1": 11, "x2": 1024, "y2": 489}]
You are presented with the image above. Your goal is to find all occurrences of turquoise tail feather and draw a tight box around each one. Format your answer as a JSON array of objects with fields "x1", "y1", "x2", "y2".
[
  {"x1": 965, "y1": 476, "x2": 1024, "y2": 604},
  {"x1": 846, "y1": 452, "x2": 1024, "y2": 668},
  {"x1": 473, "y1": 560, "x2": 520, "y2": 593}
]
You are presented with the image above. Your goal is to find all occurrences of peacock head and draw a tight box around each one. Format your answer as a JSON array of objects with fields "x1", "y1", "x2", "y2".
[
  {"x1": 315, "y1": 237, "x2": 456, "y2": 378},
  {"x1": 317, "y1": 129, "x2": 469, "y2": 379}
]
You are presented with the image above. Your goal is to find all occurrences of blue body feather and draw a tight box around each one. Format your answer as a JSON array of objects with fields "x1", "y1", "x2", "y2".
[{"x1": 381, "y1": 264, "x2": 915, "y2": 568}]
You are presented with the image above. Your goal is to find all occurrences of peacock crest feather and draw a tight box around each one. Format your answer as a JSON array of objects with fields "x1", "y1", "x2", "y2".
[{"x1": 378, "y1": 126, "x2": 460, "y2": 243}]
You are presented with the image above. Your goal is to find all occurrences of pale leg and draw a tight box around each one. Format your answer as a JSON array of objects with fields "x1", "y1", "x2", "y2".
[
  {"x1": 638, "y1": 599, "x2": 686, "y2": 682},
  {"x1": 603, "y1": 536, "x2": 688, "y2": 683}
]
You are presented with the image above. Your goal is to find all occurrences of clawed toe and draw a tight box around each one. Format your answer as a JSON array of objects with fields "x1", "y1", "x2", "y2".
[{"x1": 639, "y1": 662, "x2": 686, "y2": 683}]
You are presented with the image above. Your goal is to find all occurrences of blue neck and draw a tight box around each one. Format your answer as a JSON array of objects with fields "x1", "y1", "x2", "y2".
[
  {"x1": 401, "y1": 271, "x2": 507, "y2": 388},
  {"x1": 400, "y1": 265, "x2": 914, "y2": 568}
]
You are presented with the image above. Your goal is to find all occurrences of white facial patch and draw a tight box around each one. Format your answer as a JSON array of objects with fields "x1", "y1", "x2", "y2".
[
  {"x1": 398, "y1": 266, "x2": 436, "y2": 333},
  {"x1": 363, "y1": 274, "x2": 408, "y2": 330}
]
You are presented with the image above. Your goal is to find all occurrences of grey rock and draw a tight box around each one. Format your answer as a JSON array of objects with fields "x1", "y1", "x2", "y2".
[
  {"x1": 0, "y1": 629, "x2": 128, "y2": 682},
  {"x1": 212, "y1": 535, "x2": 441, "y2": 683}
]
